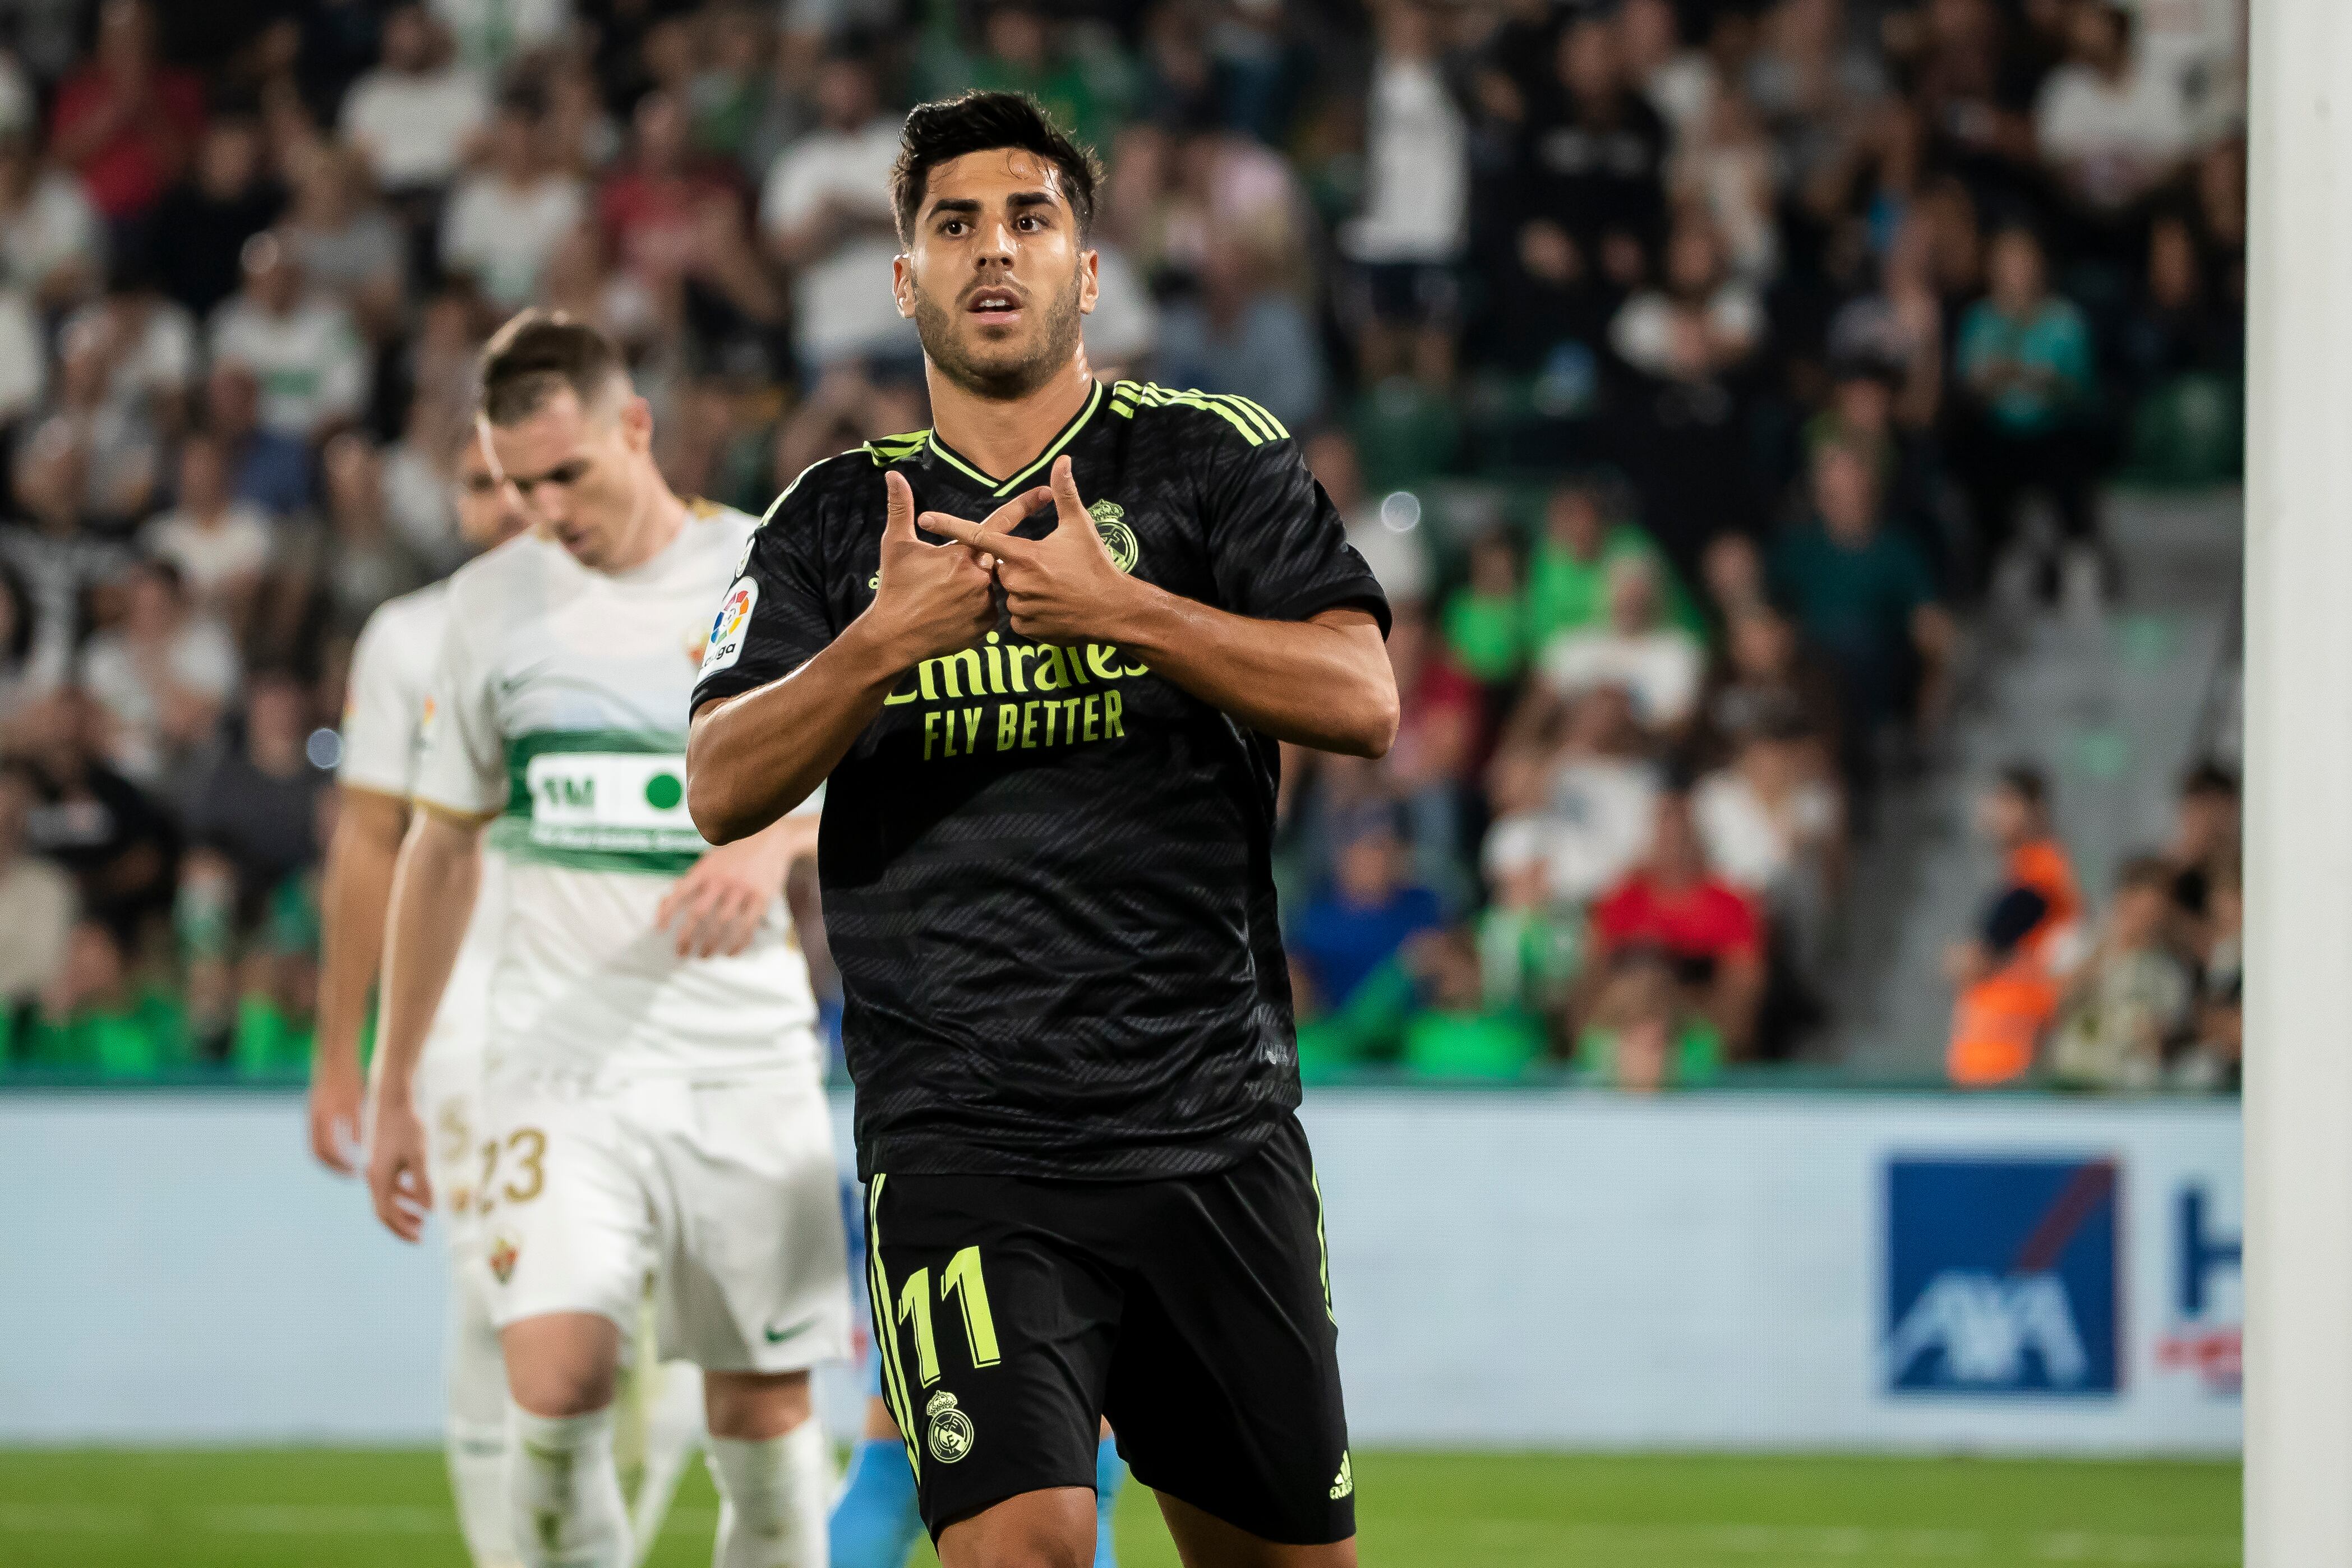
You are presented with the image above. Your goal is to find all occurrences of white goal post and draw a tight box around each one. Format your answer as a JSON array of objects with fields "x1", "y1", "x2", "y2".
[{"x1": 2245, "y1": 0, "x2": 2352, "y2": 1561}]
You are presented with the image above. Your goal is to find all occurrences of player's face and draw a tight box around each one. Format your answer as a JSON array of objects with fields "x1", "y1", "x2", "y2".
[
  {"x1": 895, "y1": 148, "x2": 1099, "y2": 399},
  {"x1": 453, "y1": 425, "x2": 529, "y2": 552},
  {"x1": 487, "y1": 387, "x2": 657, "y2": 571}
]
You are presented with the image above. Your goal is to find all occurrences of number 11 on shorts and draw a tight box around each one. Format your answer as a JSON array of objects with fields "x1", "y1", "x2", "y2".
[{"x1": 896, "y1": 1246, "x2": 1002, "y2": 1386}]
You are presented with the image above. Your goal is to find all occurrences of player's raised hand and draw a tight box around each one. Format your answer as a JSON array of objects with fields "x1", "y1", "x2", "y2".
[
  {"x1": 863, "y1": 469, "x2": 1002, "y2": 668},
  {"x1": 958, "y1": 455, "x2": 1146, "y2": 643},
  {"x1": 366, "y1": 1092, "x2": 435, "y2": 1243}
]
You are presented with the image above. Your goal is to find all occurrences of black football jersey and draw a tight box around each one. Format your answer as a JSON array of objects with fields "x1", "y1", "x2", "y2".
[{"x1": 691, "y1": 380, "x2": 1390, "y2": 1179}]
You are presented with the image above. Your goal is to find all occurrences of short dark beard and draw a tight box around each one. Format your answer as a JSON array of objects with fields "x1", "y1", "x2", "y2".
[{"x1": 911, "y1": 265, "x2": 1085, "y2": 402}]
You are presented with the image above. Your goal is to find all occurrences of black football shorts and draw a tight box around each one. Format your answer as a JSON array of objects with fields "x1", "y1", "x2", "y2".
[{"x1": 863, "y1": 1113, "x2": 1355, "y2": 1546}]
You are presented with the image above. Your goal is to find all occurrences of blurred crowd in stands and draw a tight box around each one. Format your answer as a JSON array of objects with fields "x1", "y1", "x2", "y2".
[
  {"x1": 1945, "y1": 758, "x2": 2238, "y2": 1094},
  {"x1": 0, "y1": 0, "x2": 2246, "y2": 1085}
]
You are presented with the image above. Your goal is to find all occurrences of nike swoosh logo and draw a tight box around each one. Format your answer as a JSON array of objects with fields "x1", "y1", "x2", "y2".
[{"x1": 763, "y1": 1318, "x2": 819, "y2": 1345}]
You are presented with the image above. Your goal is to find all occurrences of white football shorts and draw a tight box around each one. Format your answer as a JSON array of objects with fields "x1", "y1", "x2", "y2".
[{"x1": 473, "y1": 1069, "x2": 852, "y2": 1375}]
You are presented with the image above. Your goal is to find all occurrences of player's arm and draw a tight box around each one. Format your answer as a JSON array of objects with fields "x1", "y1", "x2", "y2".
[
  {"x1": 1106, "y1": 598, "x2": 1392, "y2": 758},
  {"x1": 686, "y1": 471, "x2": 1018, "y2": 844},
  {"x1": 367, "y1": 806, "x2": 488, "y2": 1242},
  {"x1": 310, "y1": 786, "x2": 409, "y2": 1173},
  {"x1": 930, "y1": 456, "x2": 1400, "y2": 759},
  {"x1": 313, "y1": 605, "x2": 428, "y2": 1175},
  {"x1": 365, "y1": 602, "x2": 504, "y2": 1242}
]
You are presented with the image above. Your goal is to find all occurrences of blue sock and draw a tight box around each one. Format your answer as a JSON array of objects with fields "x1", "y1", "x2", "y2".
[
  {"x1": 1094, "y1": 1436, "x2": 1126, "y2": 1568},
  {"x1": 830, "y1": 1438, "x2": 923, "y2": 1568}
]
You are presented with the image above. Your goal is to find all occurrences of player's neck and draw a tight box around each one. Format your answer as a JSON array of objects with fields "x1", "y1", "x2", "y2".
[
  {"x1": 926, "y1": 353, "x2": 1097, "y2": 483},
  {"x1": 601, "y1": 469, "x2": 689, "y2": 576}
]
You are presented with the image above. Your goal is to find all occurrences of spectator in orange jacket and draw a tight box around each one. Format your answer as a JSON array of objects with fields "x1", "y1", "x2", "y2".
[{"x1": 1945, "y1": 764, "x2": 2081, "y2": 1085}]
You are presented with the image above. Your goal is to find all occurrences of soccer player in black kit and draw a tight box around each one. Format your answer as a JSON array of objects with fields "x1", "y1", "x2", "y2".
[{"x1": 686, "y1": 91, "x2": 1395, "y2": 1568}]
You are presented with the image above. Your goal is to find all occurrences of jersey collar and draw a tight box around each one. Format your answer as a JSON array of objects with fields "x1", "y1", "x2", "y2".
[{"x1": 924, "y1": 380, "x2": 1104, "y2": 499}]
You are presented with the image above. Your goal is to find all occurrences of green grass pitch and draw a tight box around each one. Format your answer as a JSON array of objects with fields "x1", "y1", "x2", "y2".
[{"x1": 0, "y1": 1449, "x2": 2239, "y2": 1566}]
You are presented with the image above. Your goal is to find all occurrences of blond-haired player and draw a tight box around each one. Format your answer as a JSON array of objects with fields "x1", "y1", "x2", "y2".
[
  {"x1": 367, "y1": 313, "x2": 848, "y2": 1568},
  {"x1": 313, "y1": 418, "x2": 706, "y2": 1566}
]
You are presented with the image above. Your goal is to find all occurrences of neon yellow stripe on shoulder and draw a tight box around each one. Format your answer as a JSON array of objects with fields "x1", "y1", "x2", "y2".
[
  {"x1": 864, "y1": 431, "x2": 929, "y2": 467},
  {"x1": 1140, "y1": 384, "x2": 1263, "y2": 445},
  {"x1": 1191, "y1": 392, "x2": 1274, "y2": 441},
  {"x1": 1214, "y1": 393, "x2": 1288, "y2": 441}
]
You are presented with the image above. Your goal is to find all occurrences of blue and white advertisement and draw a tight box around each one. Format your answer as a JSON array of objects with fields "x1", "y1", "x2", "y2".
[{"x1": 0, "y1": 1090, "x2": 2240, "y2": 1452}]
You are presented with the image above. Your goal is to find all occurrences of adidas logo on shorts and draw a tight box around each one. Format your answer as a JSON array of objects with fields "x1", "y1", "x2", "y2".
[{"x1": 1329, "y1": 1451, "x2": 1354, "y2": 1500}]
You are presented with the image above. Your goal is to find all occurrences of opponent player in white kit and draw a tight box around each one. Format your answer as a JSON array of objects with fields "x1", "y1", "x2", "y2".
[
  {"x1": 367, "y1": 312, "x2": 848, "y2": 1568},
  {"x1": 312, "y1": 418, "x2": 707, "y2": 1567}
]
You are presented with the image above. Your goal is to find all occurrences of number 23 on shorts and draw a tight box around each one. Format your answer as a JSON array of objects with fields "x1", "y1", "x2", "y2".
[
  {"x1": 472, "y1": 1127, "x2": 548, "y2": 1219},
  {"x1": 894, "y1": 1246, "x2": 1000, "y2": 1385}
]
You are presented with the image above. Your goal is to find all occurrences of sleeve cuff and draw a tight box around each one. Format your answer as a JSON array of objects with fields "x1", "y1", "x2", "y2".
[
  {"x1": 1254, "y1": 584, "x2": 1395, "y2": 638},
  {"x1": 412, "y1": 796, "x2": 501, "y2": 830}
]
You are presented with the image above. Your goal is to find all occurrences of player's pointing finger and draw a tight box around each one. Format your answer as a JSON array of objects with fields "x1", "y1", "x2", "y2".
[
  {"x1": 916, "y1": 510, "x2": 986, "y2": 548},
  {"x1": 976, "y1": 487, "x2": 1053, "y2": 541},
  {"x1": 921, "y1": 510, "x2": 1039, "y2": 559}
]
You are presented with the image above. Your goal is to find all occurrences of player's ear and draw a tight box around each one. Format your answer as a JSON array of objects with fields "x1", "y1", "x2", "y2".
[
  {"x1": 618, "y1": 395, "x2": 654, "y2": 453},
  {"x1": 892, "y1": 253, "x2": 915, "y2": 320},
  {"x1": 1078, "y1": 246, "x2": 1099, "y2": 316}
]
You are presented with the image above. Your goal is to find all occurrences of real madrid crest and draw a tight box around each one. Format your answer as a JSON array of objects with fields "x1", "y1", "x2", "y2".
[
  {"x1": 925, "y1": 1389, "x2": 976, "y2": 1464},
  {"x1": 1088, "y1": 499, "x2": 1139, "y2": 574}
]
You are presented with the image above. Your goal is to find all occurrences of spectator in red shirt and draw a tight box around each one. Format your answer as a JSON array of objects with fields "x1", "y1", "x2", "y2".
[
  {"x1": 1587, "y1": 787, "x2": 1767, "y2": 1057},
  {"x1": 48, "y1": 1, "x2": 205, "y2": 234}
]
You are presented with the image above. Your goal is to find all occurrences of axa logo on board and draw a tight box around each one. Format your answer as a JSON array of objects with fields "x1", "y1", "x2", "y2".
[{"x1": 1883, "y1": 1157, "x2": 2123, "y2": 1397}]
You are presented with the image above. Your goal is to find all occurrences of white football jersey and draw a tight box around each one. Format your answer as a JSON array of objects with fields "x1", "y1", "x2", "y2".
[
  {"x1": 341, "y1": 580, "x2": 504, "y2": 1074},
  {"x1": 412, "y1": 501, "x2": 820, "y2": 1087}
]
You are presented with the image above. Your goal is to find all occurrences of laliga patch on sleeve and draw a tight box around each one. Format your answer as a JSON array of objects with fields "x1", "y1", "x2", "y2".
[{"x1": 700, "y1": 577, "x2": 758, "y2": 679}]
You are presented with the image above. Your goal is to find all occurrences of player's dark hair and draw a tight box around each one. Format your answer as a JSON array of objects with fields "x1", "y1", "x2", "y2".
[
  {"x1": 889, "y1": 91, "x2": 1101, "y2": 246},
  {"x1": 479, "y1": 310, "x2": 631, "y2": 427}
]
